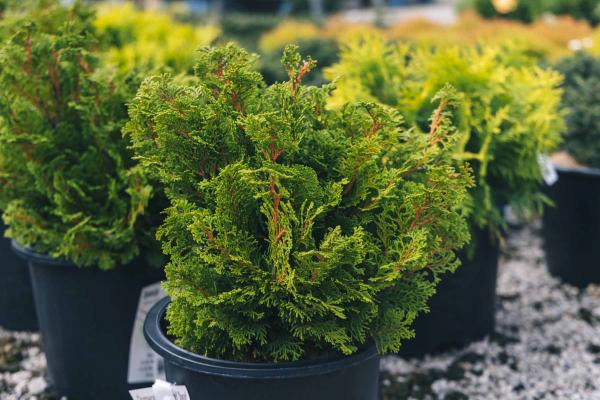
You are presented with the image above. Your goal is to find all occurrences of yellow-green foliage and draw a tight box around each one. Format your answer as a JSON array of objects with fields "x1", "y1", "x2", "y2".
[
  {"x1": 590, "y1": 30, "x2": 600, "y2": 55},
  {"x1": 258, "y1": 20, "x2": 321, "y2": 53},
  {"x1": 322, "y1": 18, "x2": 384, "y2": 42},
  {"x1": 326, "y1": 35, "x2": 565, "y2": 232},
  {"x1": 94, "y1": 3, "x2": 219, "y2": 74}
]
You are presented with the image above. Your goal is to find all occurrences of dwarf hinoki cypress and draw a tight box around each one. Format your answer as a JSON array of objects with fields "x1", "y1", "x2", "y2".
[
  {"x1": 126, "y1": 43, "x2": 473, "y2": 362},
  {"x1": 0, "y1": 1, "x2": 162, "y2": 268}
]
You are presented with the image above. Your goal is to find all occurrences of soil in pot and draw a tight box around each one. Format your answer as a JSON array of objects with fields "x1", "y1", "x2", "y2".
[
  {"x1": 0, "y1": 224, "x2": 37, "y2": 332},
  {"x1": 144, "y1": 297, "x2": 380, "y2": 400},
  {"x1": 11, "y1": 241, "x2": 164, "y2": 400},
  {"x1": 398, "y1": 227, "x2": 500, "y2": 358},
  {"x1": 542, "y1": 164, "x2": 600, "y2": 288}
]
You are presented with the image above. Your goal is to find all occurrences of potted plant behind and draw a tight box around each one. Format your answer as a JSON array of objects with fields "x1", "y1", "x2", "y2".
[
  {"x1": 542, "y1": 52, "x2": 600, "y2": 287},
  {"x1": 0, "y1": 1, "x2": 166, "y2": 398},
  {"x1": 325, "y1": 35, "x2": 565, "y2": 356},
  {"x1": 127, "y1": 43, "x2": 473, "y2": 399},
  {"x1": 0, "y1": 0, "x2": 38, "y2": 332}
]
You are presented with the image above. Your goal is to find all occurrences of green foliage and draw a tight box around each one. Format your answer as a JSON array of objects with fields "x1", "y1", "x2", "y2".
[
  {"x1": 555, "y1": 52, "x2": 600, "y2": 168},
  {"x1": 326, "y1": 36, "x2": 565, "y2": 232},
  {"x1": 126, "y1": 43, "x2": 473, "y2": 362},
  {"x1": 462, "y1": 0, "x2": 600, "y2": 25},
  {"x1": 0, "y1": 0, "x2": 163, "y2": 269}
]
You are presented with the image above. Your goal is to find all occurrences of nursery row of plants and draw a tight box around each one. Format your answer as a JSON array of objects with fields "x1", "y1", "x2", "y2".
[
  {"x1": 93, "y1": 3, "x2": 600, "y2": 85},
  {"x1": 0, "y1": 1, "x2": 599, "y2": 399}
]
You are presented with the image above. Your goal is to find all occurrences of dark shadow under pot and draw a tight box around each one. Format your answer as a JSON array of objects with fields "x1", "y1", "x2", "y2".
[
  {"x1": 398, "y1": 227, "x2": 500, "y2": 358},
  {"x1": 542, "y1": 165, "x2": 600, "y2": 288},
  {"x1": 0, "y1": 224, "x2": 37, "y2": 331},
  {"x1": 12, "y1": 241, "x2": 164, "y2": 400},
  {"x1": 144, "y1": 297, "x2": 380, "y2": 400}
]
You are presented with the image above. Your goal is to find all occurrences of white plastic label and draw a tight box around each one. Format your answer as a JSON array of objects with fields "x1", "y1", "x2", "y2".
[
  {"x1": 129, "y1": 380, "x2": 190, "y2": 400},
  {"x1": 127, "y1": 282, "x2": 168, "y2": 384},
  {"x1": 538, "y1": 154, "x2": 558, "y2": 186}
]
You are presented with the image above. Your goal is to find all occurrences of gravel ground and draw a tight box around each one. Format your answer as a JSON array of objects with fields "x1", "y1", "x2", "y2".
[
  {"x1": 381, "y1": 222, "x2": 600, "y2": 400},
  {"x1": 2, "y1": 222, "x2": 600, "y2": 399},
  {"x1": 0, "y1": 330, "x2": 57, "y2": 400}
]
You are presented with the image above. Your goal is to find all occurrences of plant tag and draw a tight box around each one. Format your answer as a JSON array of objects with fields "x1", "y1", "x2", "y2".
[
  {"x1": 127, "y1": 282, "x2": 168, "y2": 384},
  {"x1": 538, "y1": 154, "x2": 558, "y2": 186},
  {"x1": 129, "y1": 380, "x2": 190, "y2": 400}
]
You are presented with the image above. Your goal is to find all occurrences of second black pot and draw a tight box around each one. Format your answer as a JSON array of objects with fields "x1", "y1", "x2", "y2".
[
  {"x1": 12, "y1": 241, "x2": 164, "y2": 400},
  {"x1": 398, "y1": 228, "x2": 500, "y2": 358},
  {"x1": 542, "y1": 165, "x2": 600, "y2": 288},
  {"x1": 144, "y1": 297, "x2": 380, "y2": 400},
  {"x1": 0, "y1": 224, "x2": 37, "y2": 331}
]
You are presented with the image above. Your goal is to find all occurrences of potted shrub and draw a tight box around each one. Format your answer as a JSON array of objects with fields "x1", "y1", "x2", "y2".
[
  {"x1": 127, "y1": 43, "x2": 473, "y2": 399},
  {"x1": 0, "y1": 0, "x2": 38, "y2": 332},
  {"x1": 0, "y1": 1, "x2": 165, "y2": 398},
  {"x1": 325, "y1": 35, "x2": 565, "y2": 356},
  {"x1": 542, "y1": 52, "x2": 600, "y2": 287}
]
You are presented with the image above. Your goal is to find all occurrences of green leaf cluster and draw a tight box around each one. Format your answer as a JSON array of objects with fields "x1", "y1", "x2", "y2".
[
  {"x1": 126, "y1": 43, "x2": 473, "y2": 362},
  {"x1": 326, "y1": 35, "x2": 565, "y2": 232},
  {"x1": 0, "y1": 0, "x2": 163, "y2": 269},
  {"x1": 554, "y1": 52, "x2": 600, "y2": 168}
]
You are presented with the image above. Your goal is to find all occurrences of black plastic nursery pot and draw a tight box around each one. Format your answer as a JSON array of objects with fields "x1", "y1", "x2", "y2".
[
  {"x1": 0, "y1": 224, "x2": 37, "y2": 331},
  {"x1": 11, "y1": 241, "x2": 164, "y2": 400},
  {"x1": 144, "y1": 297, "x2": 380, "y2": 400},
  {"x1": 542, "y1": 165, "x2": 600, "y2": 288},
  {"x1": 399, "y1": 227, "x2": 500, "y2": 358}
]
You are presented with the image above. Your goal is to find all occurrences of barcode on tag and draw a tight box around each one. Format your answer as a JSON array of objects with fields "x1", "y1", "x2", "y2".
[
  {"x1": 538, "y1": 154, "x2": 558, "y2": 186},
  {"x1": 127, "y1": 282, "x2": 168, "y2": 384}
]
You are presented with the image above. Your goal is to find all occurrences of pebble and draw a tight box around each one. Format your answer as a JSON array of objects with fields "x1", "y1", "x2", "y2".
[
  {"x1": 0, "y1": 330, "x2": 53, "y2": 400},
  {"x1": 26, "y1": 377, "x2": 46, "y2": 395}
]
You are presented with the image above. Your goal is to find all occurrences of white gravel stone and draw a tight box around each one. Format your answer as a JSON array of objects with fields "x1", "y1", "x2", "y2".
[{"x1": 26, "y1": 377, "x2": 46, "y2": 395}]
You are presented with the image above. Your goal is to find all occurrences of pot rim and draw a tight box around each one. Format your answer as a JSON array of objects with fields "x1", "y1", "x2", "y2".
[
  {"x1": 144, "y1": 297, "x2": 379, "y2": 380},
  {"x1": 553, "y1": 163, "x2": 600, "y2": 178},
  {"x1": 11, "y1": 240, "x2": 75, "y2": 267}
]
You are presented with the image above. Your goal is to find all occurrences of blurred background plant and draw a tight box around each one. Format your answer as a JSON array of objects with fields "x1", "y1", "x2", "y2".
[
  {"x1": 94, "y1": 2, "x2": 219, "y2": 74},
  {"x1": 554, "y1": 52, "x2": 600, "y2": 169},
  {"x1": 387, "y1": 12, "x2": 592, "y2": 62},
  {"x1": 325, "y1": 35, "x2": 565, "y2": 233}
]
